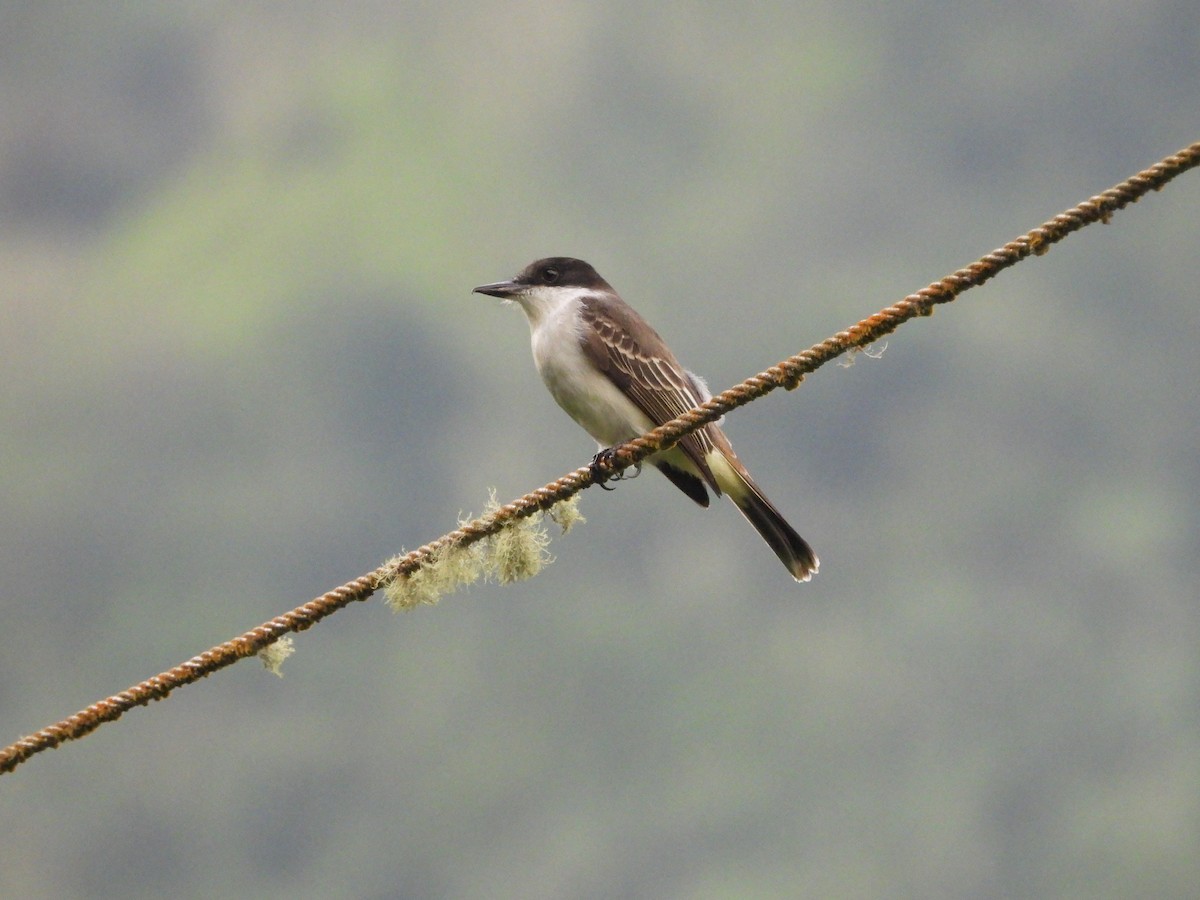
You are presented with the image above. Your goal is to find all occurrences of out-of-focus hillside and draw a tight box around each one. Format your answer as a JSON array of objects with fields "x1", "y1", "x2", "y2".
[{"x1": 2, "y1": 4, "x2": 1198, "y2": 898}]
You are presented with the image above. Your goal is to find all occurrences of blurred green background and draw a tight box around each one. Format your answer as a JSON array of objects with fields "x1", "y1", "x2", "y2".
[{"x1": 3, "y1": 3, "x2": 1199, "y2": 898}]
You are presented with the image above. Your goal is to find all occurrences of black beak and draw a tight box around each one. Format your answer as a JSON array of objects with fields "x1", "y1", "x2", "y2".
[{"x1": 473, "y1": 279, "x2": 521, "y2": 298}]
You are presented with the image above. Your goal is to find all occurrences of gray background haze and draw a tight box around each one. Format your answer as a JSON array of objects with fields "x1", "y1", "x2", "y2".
[{"x1": 2, "y1": 3, "x2": 1199, "y2": 897}]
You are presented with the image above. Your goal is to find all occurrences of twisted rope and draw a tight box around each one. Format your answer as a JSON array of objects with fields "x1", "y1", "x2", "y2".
[{"x1": 2, "y1": 140, "x2": 1197, "y2": 777}]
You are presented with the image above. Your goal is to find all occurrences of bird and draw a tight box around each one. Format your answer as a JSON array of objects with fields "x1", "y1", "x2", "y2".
[{"x1": 474, "y1": 257, "x2": 818, "y2": 582}]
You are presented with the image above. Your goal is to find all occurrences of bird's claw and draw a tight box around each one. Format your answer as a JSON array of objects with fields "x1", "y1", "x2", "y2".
[
  {"x1": 589, "y1": 448, "x2": 619, "y2": 489},
  {"x1": 589, "y1": 449, "x2": 641, "y2": 490}
]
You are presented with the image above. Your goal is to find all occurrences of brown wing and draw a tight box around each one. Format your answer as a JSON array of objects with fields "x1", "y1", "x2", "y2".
[{"x1": 577, "y1": 294, "x2": 720, "y2": 491}]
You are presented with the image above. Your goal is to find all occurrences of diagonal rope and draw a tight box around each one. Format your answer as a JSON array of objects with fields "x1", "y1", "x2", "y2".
[{"x1": 2, "y1": 140, "x2": 1197, "y2": 777}]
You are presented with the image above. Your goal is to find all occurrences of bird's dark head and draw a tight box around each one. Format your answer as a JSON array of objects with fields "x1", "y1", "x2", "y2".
[{"x1": 473, "y1": 257, "x2": 611, "y2": 298}]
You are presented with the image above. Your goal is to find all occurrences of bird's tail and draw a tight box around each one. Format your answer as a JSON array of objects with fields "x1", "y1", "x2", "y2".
[{"x1": 708, "y1": 449, "x2": 819, "y2": 582}]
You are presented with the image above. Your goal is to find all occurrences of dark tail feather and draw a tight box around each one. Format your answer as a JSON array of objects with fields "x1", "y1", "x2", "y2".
[
  {"x1": 653, "y1": 460, "x2": 711, "y2": 507},
  {"x1": 661, "y1": 435, "x2": 818, "y2": 581},
  {"x1": 730, "y1": 482, "x2": 819, "y2": 583}
]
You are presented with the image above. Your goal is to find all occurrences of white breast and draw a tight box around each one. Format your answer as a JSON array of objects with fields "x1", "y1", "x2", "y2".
[{"x1": 520, "y1": 290, "x2": 655, "y2": 447}]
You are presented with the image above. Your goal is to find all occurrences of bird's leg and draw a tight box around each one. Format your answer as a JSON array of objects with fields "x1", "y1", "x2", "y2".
[
  {"x1": 589, "y1": 448, "x2": 640, "y2": 489},
  {"x1": 589, "y1": 448, "x2": 619, "y2": 489}
]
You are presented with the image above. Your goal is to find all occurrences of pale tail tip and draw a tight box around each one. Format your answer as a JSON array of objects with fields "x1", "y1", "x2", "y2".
[{"x1": 792, "y1": 554, "x2": 820, "y2": 583}]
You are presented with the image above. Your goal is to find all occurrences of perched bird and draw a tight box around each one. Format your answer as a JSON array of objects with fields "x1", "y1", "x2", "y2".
[{"x1": 474, "y1": 257, "x2": 818, "y2": 582}]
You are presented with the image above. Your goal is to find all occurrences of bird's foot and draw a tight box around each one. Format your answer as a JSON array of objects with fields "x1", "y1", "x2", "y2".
[{"x1": 589, "y1": 449, "x2": 641, "y2": 490}]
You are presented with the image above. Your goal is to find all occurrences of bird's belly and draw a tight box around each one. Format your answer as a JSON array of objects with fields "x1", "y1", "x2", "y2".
[{"x1": 535, "y1": 345, "x2": 654, "y2": 448}]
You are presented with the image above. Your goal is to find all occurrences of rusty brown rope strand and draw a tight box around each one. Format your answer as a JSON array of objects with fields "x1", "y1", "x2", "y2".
[
  {"x1": 2, "y1": 140, "x2": 1197, "y2": 778},
  {"x1": 601, "y1": 141, "x2": 1200, "y2": 470}
]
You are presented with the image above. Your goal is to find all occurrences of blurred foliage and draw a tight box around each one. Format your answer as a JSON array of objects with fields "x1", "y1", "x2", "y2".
[{"x1": 2, "y1": 3, "x2": 1199, "y2": 898}]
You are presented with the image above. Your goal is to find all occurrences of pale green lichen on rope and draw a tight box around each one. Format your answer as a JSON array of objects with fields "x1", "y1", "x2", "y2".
[
  {"x1": 258, "y1": 636, "x2": 295, "y2": 676},
  {"x1": 382, "y1": 492, "x2": 585, "y2": 610}
]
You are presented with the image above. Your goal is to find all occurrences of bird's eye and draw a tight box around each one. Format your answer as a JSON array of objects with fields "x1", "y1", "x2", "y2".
[{"x1": 541, "y1": 266, "x2": 560, "y2": 283}]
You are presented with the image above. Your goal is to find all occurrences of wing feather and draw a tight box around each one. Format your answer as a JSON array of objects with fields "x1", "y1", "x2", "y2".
[{"x1": 578, "y1": 295, "x2": 719, "y2": 489}]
